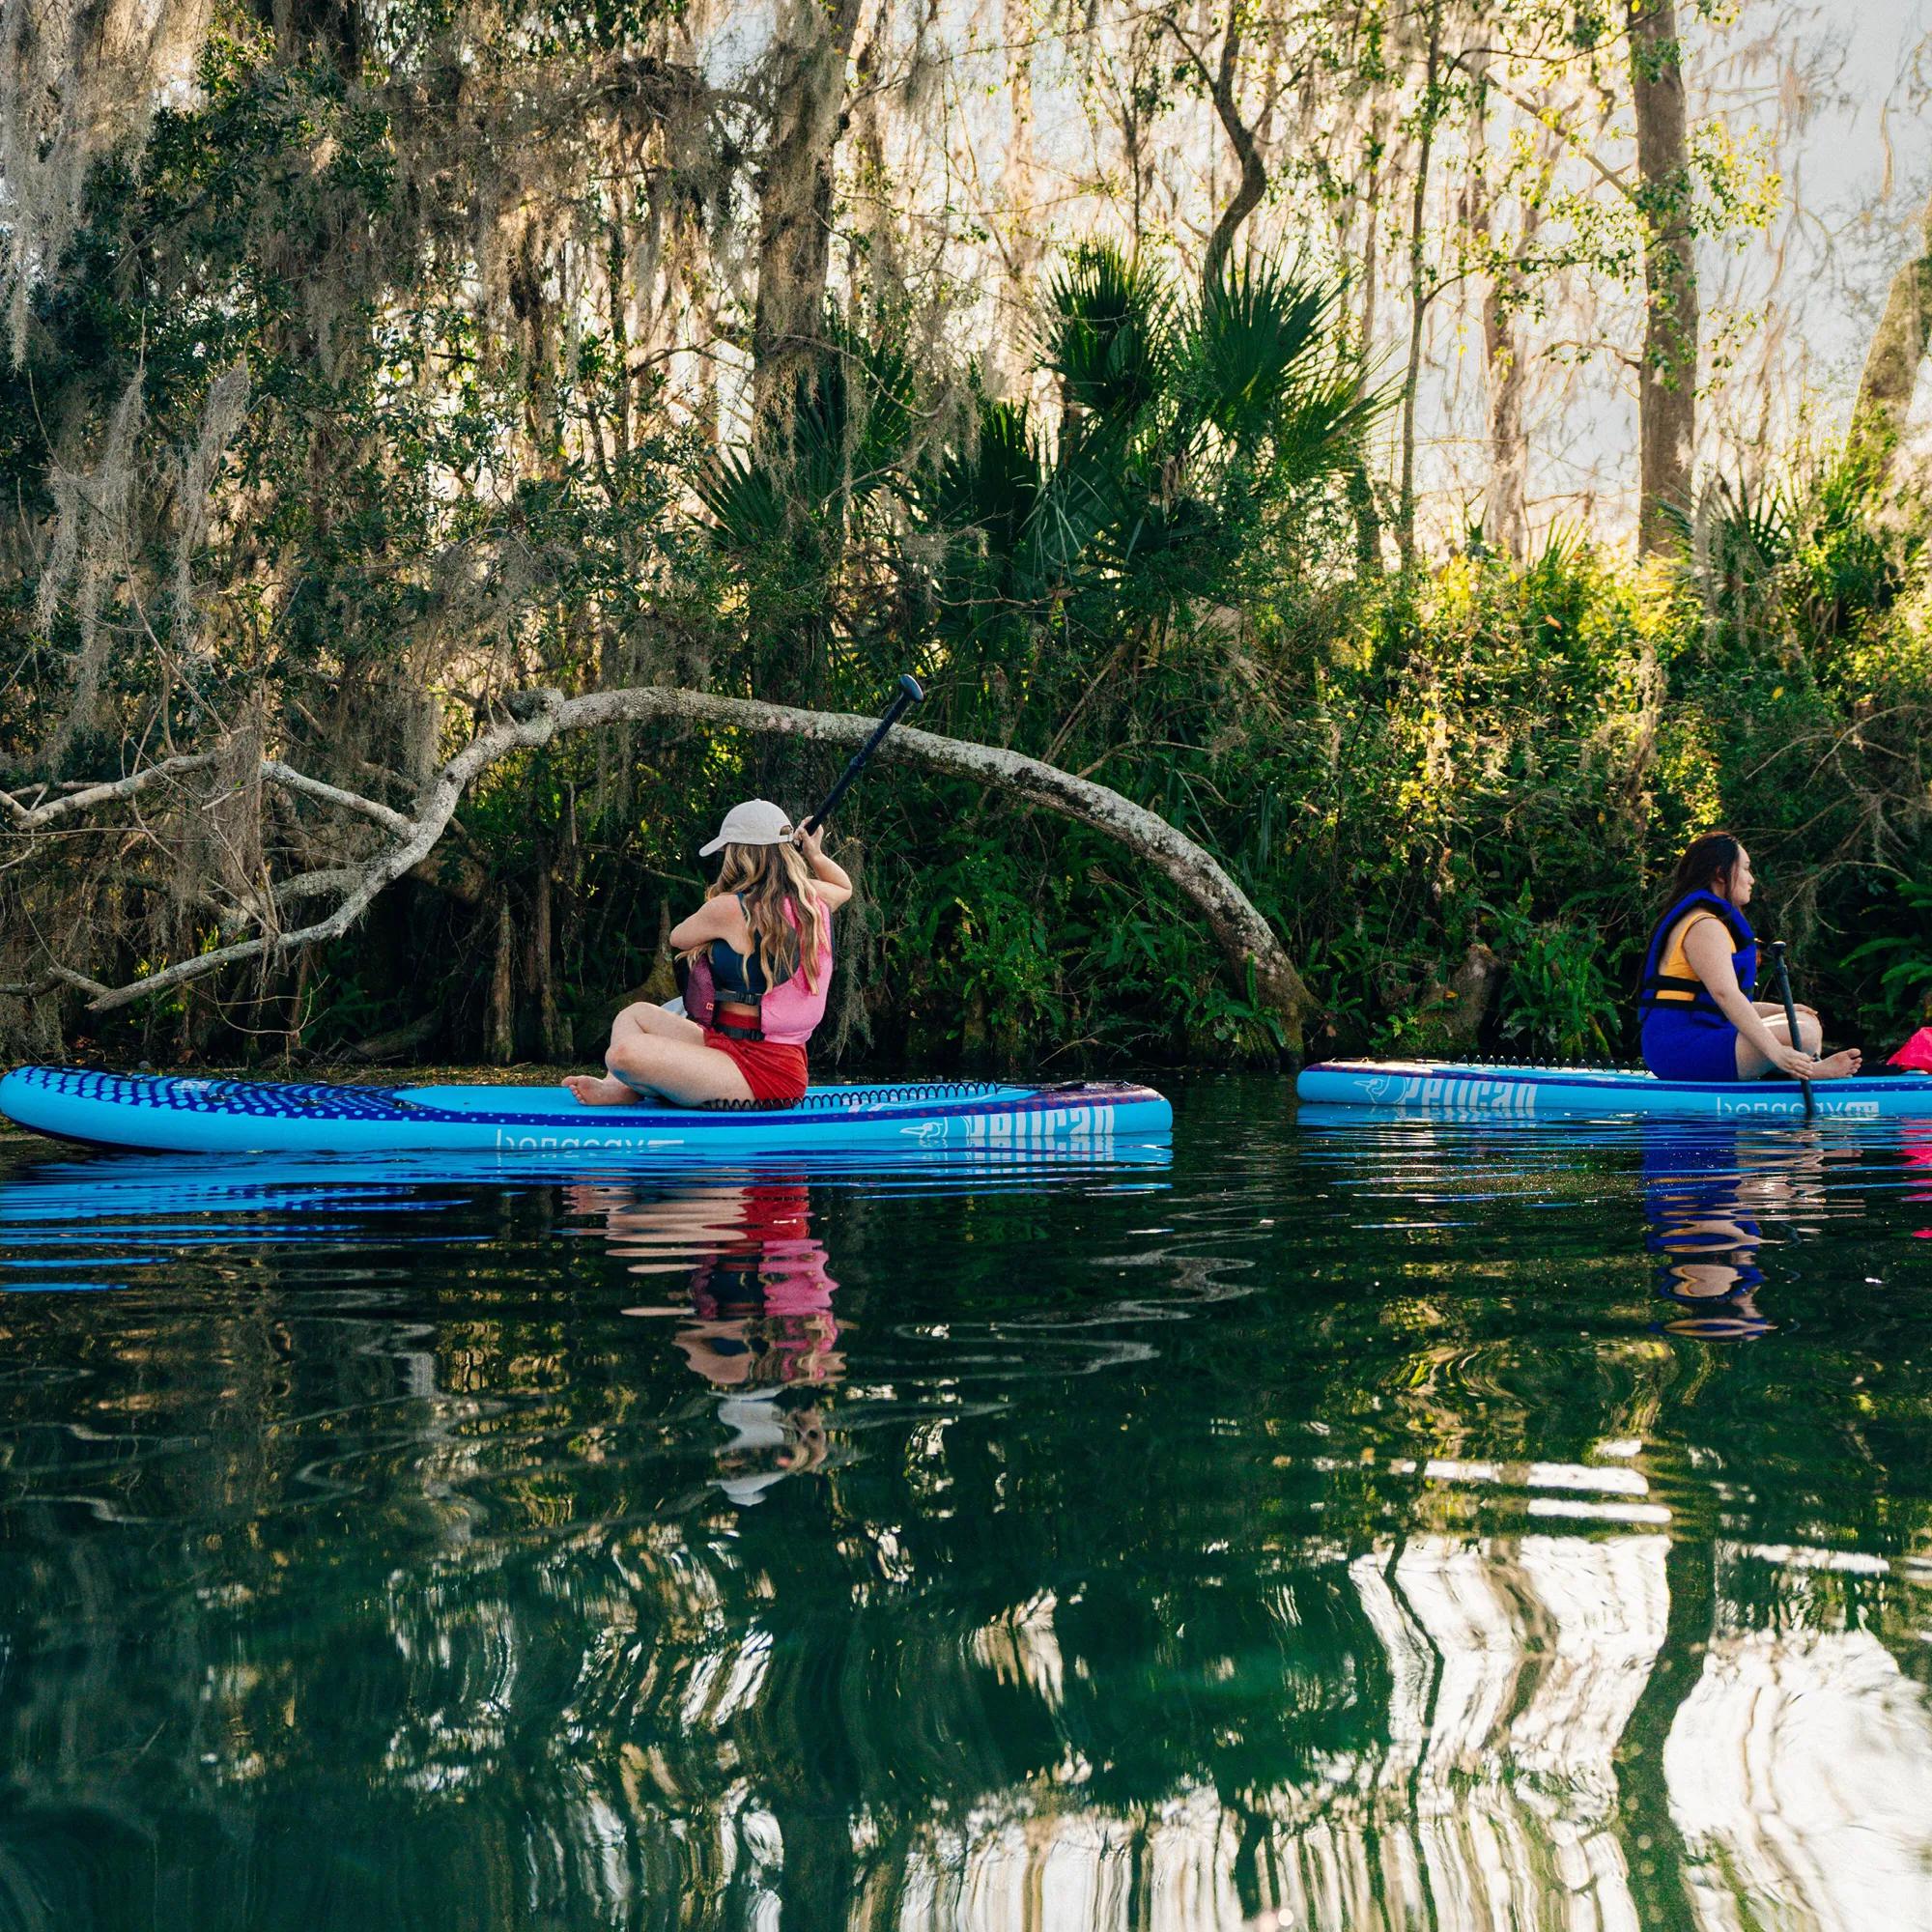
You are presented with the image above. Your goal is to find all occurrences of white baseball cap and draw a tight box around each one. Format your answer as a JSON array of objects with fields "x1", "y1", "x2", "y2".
[{"x1": 699, "y1": 798, "x2": 794, "y2": 856}]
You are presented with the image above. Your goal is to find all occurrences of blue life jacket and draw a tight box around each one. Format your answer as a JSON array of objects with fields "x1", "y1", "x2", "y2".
[{"x1": 1639, "y1": 889, "x2": 1757, "y2": 1018}]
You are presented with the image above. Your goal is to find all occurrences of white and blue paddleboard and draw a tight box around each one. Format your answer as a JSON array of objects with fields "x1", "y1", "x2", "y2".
[
  {"x1": 0, "y1": 1065, "x2": 1173, "y2": 1158},
  {"x1": 1296, "y1": 1058, "x2": 1932, "y2": 1122}
]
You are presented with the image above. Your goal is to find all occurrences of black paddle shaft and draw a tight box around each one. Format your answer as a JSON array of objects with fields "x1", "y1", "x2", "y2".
[
  {"x1": 802, "y1": 674, "x2": 925, "y2": 833},
  {"x1": 1770, "y1": 939, "x2": 1815, "y2": 1119}
]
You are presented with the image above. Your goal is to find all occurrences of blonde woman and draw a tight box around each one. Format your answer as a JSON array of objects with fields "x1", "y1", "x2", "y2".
[{"x1": 565, "y1": 801, "x2": 852, "y2": 1108}]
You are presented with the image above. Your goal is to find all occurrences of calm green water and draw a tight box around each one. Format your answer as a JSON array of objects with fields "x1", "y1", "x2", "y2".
[{"x1": 2, "y1": 1076, "x2": 1931, "y2": 1931}]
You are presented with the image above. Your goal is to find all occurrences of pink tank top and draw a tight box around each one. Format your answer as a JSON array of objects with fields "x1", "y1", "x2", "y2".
[{"x1": 684, "y1": 896, "x2": 833, "y2": 1048}]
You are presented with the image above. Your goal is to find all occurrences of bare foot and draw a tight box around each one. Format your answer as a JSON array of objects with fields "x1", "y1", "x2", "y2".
[
  {"x1": 563, "y1": 1072, "x2": 640, "y2": 1106},
  {"x1": 1811, "y1": 1049, "x2": 1863, "y2": 1080}
]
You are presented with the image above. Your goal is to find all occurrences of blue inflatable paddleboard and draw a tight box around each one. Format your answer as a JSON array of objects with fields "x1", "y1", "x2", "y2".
[
  {"x1": 1296, "y1": 1058, "x2": 1932, "y2": 1121},
  {"x1": 0, "y1": 1066, "x2": 1173, "y2": 1157}
]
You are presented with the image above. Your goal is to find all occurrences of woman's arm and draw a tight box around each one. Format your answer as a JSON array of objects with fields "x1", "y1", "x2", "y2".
[
  {"x1": 795, "y1": 824, "x2": 854, "y2": 909},
  {"x1": 668, "y1": 895, "x2": 741, "y2": 952},
  {"x1": 1682, "y1": 920, "x2": 1813, "y2": 1077}
]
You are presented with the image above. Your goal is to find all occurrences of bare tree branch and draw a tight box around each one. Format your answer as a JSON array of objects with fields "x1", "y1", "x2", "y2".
[
  {"x1": 260, "y1": 762, "x2": 414, "y2": 838},
  {"x1": 2, "y1": 753, "x2": 221, "y2": 830},
  {"x1": 1165, "y1": 14, "x2": 1270, "y2": 289},
  {"x1": 213, "y1": 867, "x2": 368, "y2": 938},
  {"x1": 1445, "y1": 53, "x2": 1635, "y2": 204},
  {"x1": 0, "y1": 964, "x2": 112, "y2": 999}
]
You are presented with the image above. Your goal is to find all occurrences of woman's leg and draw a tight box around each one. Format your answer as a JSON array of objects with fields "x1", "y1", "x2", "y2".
[
  {"x1": 1742, "y1": 1004, "x2": 1820, "y2": 1057},
  {"x1": 564, "y1": 1003, "x2": 751, "y2": 1106},
  {"x1": 1736, "y1": 1007, "x2": 1860, "y2": 1079},
  {"x1": 612, "y1": 1001, "x2": 705, "y2": 1046},
  {"x1": 603, "y1": 1032, "x2": 755, "y2": 1106}
]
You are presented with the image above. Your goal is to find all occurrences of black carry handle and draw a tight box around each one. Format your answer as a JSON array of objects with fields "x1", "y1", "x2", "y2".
[
  {"x1": 802, "y1": 674, "x2": 925, "y2": 833},
  {"x1": 1770, "y1": 939, "x2": 1814, "y2": 1121}
]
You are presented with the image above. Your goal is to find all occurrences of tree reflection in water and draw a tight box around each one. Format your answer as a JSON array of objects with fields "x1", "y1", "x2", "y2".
[{"x1": 0, "y1": 1101, "x2": 1929, "y2": 1930}]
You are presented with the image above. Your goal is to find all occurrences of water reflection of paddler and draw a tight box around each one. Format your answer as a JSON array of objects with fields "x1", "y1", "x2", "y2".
[
  {"x1": 1647, "y1": 1190, "x2": 1772, "y2": 1339},
  {"x1": 568, "y1": 1179, "x2": 842, "y2": 1501},
  {"x1": 678, "y1": 1181, "x2": 843, "y2": 1393},
  {"x1": 1642, "y1": 1128, "x2": 1825, "y2": 1339}
]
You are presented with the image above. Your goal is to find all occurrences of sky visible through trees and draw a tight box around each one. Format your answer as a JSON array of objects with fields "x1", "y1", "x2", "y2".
[{"x1": 614, "y1": 0, "x2": 1932, "y2": 549}]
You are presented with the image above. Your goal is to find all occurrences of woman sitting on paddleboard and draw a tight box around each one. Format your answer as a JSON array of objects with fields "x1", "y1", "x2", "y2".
[
  {"x1": 565, "y1": 800, "x2": 852, "y2": 1108},
  {"x1": 1639, "y1": 830, "x2": 1861, "y2": 1083}
]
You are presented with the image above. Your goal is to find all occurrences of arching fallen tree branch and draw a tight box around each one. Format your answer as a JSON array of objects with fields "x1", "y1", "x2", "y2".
[{"x1": 7, "y1": 687, "x2": 1315, "y2": 1055}]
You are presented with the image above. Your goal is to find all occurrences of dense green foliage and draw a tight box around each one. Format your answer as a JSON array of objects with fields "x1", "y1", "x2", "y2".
[{"x1": 3, "y1": 23, "x2": 1930, "y2": 1071}]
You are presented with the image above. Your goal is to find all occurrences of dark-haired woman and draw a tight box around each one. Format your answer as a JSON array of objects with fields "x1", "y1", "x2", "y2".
[{"x1": 1638, "y1": 830, "x2": 1861, "y2": 1083}]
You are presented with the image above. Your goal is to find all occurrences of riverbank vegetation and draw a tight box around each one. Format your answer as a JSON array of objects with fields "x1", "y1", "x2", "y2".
[{"x1": 4, "y1": 2, "x2": 1931, "y2": 1070}]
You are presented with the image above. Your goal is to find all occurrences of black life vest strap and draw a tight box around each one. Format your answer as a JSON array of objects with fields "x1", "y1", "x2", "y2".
[
  {"x1": 1638, "y1": 895, "x2": 1754, "y2": 1014},
  {"x1": 1640, "y1": 972, "x2": 1706, "y2": 996}
]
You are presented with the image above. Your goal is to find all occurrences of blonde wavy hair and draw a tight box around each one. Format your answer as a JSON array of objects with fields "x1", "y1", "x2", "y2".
[{"x1": 692, "y1": 838, "x2": 826, "y2": 993}]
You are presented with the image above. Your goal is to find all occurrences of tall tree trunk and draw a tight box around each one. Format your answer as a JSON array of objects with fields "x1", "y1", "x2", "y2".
[
  {"x1": 487, "y1": 893, "x2": 515, "y2": 1065},
  {"x1": 531, "y1": 845, "x2": 567, "y2": 1062},
  {"x1": 1482, "y1": 304, "x2": 1532, "y2": 564},
  {"x1": 1396, "y1": 2, "x2": 1442, "y2": 566},
  {"x1": 1853, "y1": 183, "x2": 1932, "y2": 470},
  {"x1": 993, "y1": 0, "x2": 1042, "y2": 393},
  {"x1": 1469, "y1": 63, "x2": 1548, "y2": 565},
  {"x1": 1630, "y1": 0, "x2": 1698, "y2": 555},
  {"x1": 283, "y1": 949, "x2": 310, "y2": 1062},
  {"x1": 846, "y1": 26, "x2": 904, "y2": 299},
  {"x1": 1350, "y1": 91, "x2": 1388, "y2": 572},
  {"x1": 1198, "y1": 17, "x2": 1267, "y2": 290},
  {"x1": 751, "y1": 0, "x2": 865, "y2": 425}
]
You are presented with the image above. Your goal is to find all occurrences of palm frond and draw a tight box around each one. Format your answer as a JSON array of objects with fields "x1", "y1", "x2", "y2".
[
  {"x1": 1040, "y1": 243, "x2": 1174, "y2": 429},
  {"x1": 1269, "y1": 368, "x2": 1392, "y2": 492},
  {"x1": 913, "y1": 398, "x2": 1044, "y2": 554},
  {"x1": 823, "y1": 309, "x2": 922, "y2": 496},
  {"x1": 694, "y1": 447, "x2": 791, "y2": 553},
  {"x1": 1024, "y1": 423, "x2": 1130, "y2": 588},
  {"x1": 1182, "y1": 262, "x2": 1340, "y2": 447},
  {"x1": 698, "y1": 315, "x2": 927, "y2": 555}
]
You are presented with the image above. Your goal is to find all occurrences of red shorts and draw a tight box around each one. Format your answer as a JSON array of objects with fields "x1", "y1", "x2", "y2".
[{"x1": 702, "y1": 1030, "x2": 809, "y2": 1104}]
